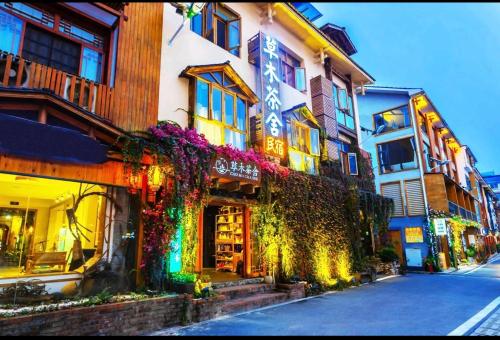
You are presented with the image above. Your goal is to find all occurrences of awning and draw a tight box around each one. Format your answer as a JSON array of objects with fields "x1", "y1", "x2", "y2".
[{"x1": 0, "y1": 113, "x2": 108, "y2": 164}]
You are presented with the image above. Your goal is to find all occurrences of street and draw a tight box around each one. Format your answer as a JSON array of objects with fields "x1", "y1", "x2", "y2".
[{"x1": 153, "y1": 256, "x2": 500, "y2": 336}]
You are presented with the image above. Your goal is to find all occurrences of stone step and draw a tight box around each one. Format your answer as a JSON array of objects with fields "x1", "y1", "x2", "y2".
[
  {"x1": 221, "y1": 292, "x2": 289, "y2": 315},
  {"x1": 211, "y1": 277, "x2": 264, "y2": 290},
  {"x1": 215, "y1": 283, "x2": 274, "y2": 300}
]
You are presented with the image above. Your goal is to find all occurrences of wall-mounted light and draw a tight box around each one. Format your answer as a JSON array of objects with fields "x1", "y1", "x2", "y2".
[{"x1": 147, "y1": 165, "x2": 165, "y2": 202}]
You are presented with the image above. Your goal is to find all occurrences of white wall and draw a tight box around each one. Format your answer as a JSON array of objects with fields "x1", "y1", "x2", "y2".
[{"x1": 158, "y1": 3, "x2": 332, "y2": 127}]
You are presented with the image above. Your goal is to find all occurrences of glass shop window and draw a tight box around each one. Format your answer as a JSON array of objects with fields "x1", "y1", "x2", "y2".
[
  {"x1": 193, "y1": 74, "x2": 248, "y2": 151},
  {"x1": 0, "y1": 173, "x2": 107, "y2": 279},
  {"x1": 287, "y1": 120, "x2": 320, "y2": 175},
  {"x1": 377, "y1": 137, "x2": 418, "y2": 174},
  {"x1": 190, "y1": 3, "x2": 241, "y2": 57},
  {"x1": 373, "y1": 105, "x2": 411, "y2": 133}
]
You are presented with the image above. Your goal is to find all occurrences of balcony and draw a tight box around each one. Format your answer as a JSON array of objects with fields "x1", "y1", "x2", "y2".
[{"x1": 0, "y1": 51, "x2": 114, "y2": 122}]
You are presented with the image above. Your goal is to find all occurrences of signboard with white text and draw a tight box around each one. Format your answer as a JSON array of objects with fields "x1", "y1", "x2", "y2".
[
  {"x1": 260, "y1": 32, "x2": 285, "y2": 159},
  {"x1": 210, "y1": 154, "x2": 261, "y2": 185},
  {"x1": 434, "y1": 218, "x2": 447, "y2": 236}
]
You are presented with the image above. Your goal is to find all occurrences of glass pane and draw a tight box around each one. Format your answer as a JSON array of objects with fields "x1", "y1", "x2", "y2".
[
  {"x1": 205, "y1": 3, "x2": 213, "y2": 41},
  {"x1": 304, "y1": 154, "x2": 317, "y2": 175},
  {"x1": 224, "y1": 93, "x2": 234, "y2": 126},
  {"x1": 289, "y1": 149, "x2": 305, "y2": 172},
  {"x1": 348, "y1": 153, "x2": 358, "y2": 175},
  {"x1": 0, "y1": 173, "x2": 105, "y2": 281},
  {"x1": 80, "y1": 47, "x2": 102, "y2": 82},
  {"x1": 336, "y1": 109, "x2": 345, "y2": 126},
  {"x1": 348, "y1": 95, "x2": 354, "y2": 115},
  {"x1": 310, "y1": 128, "x2": 320, "y2": 156},
  {"x1": 216, "y1": 19, "x2": 226, "y2": 49},
  {"x1": 195, "y1": 118, "x2": 223, "y2": 145},
  {"x1": 236, "y1": 97, "x2": 246, "y2": 131},
  {"x1": 191, "y1": 11, "x2": 203, "y2": 35},
  {"x1": 212, "y1": 87, "x2": 222, "y2": 121},
  {"x1": 0, "y1": 9, "x2": 23, "y2": 54},
  {"x1": 0, "y1": 3, "x2": 53, "y2": 28},
  {"x1": 346, "y1": 115, "x2": 355, "y2": 130},
  {"x1": 196, "y1": 79, "x2": 209, "y2": 118},
  {"x1": 228, "y1": 20, "x2": 240, "y2": 49},
  {"x1": 224, "y1": 129, "x2": 246, "y2": 151},
  {"x1": 295, "y1": 68, "x2": 306, "y2": 91},
  {"x1": 332, "y1": 86, "x2": 339, "y2": 108},
  {"x1": 212, "y1": 71, "x2": 222, "y2": 84},
  {"x1": 338, "y1": 88, "x2": 348, "y2": 109},
  {"x1": 373, "y1": 105, "x2": 411, "y2": 133},
  {"x1": 378, "y1": 138, "x2": 417, "y2": 174}
]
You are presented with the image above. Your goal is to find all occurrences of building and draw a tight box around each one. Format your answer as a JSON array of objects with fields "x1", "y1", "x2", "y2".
[
  {"x1": 0, "y1": 2, "x2": 163, "y2": 292},
  {"x1": 158, "y1": 2, "x2": 374, "y2": 280},
  {"x1": 357, "y1": 86, "x2": 493, "y2": 270}
]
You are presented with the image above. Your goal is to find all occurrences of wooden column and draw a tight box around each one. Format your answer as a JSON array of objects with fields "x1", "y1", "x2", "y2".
[
  {"x1": 244, "y1": 206, "x2": 251, "y2": 278},
  {"x1": 196, "y1": 208, "x2": 204, "y2": 273},
  {"x1": 135, "y1": 173, "x2": 148, "y2": 287}
]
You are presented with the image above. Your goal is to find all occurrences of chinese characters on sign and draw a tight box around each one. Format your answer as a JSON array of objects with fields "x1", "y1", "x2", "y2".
[
  {"x1": 260, "y1": 33, "x2": 285, "y2": 158},
  {"x1": 405, "y1": 226, "x2": 424, "y2": 243},
  {"x1": 433, "y1": 218, "x2": 447, "y2": 236},
  {"x1": 211, "y1": 155, "x2": 261, "y2": 185}
]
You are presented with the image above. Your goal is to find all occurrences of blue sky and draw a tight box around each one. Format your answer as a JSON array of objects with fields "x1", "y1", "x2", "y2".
[{"x1": 313, "y1": 2, "x2": 500, "y2": 173}]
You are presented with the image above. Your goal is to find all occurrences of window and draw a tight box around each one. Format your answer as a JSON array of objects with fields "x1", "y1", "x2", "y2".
[
  {"x1": 333, "y1": 85, "x2": 355, "y2": 130},
  {"x1": 286, "y1": 120, "x2": 320, "y2": 175},
  {"x1": 193, "y1": 73, "x2": 248, "y2": 151},
  {"x1": 279, "y1": 46, "x2": 306, "y2": 91},
  {"x1": 0, "y1": 173, "x2": 107, "y2": 279},
  {"x1": 373, "y1": 105, "x2": 411, "y2": 133},
  {"x1": 190, "y1": 3, "x2": 241, "y2": 57},
  {"x1": 377, "y1": 137, "x2": 418, "y2": 174},
  {"x1": 0, "y1": 3, "x2": 112, "y2": 84},
  {"x1": 381, "y1": 182, "x2": 404, "y2": 217},
  {"x1": 348, "y1": 153, "x2": 358, "y2": 175}
]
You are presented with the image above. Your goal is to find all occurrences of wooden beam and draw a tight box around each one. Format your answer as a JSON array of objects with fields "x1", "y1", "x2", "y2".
[
  {"x1": 220, "y1": 181, "x2": 241, "y2": 192},
  {"x1": 211, "y1": 178, "x2": 220, "y2": 189},
  {"x1": 241, "y1": 184, "x2": 255, "y2": 195}
]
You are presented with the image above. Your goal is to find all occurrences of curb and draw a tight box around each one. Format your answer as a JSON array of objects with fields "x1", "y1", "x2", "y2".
[
  {"x1": 149, "y1": 274, "x2": 401, "y2": 336},
  {"x1": 448, "y1": 296, "x2": 500, "y2": 336}
]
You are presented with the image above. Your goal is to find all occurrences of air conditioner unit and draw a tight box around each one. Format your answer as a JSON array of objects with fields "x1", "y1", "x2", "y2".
[
  {"x1": 0, "y1": 55, "x2": 31, "y2": 88},
  {"x1": 63, "y1": 75, "x2": 96, "y2": 112}
]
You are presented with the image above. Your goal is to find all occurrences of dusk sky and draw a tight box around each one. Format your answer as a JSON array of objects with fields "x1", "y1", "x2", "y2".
[{"x1": 313, "y1": 2, "x2": 500, "y2": 173}]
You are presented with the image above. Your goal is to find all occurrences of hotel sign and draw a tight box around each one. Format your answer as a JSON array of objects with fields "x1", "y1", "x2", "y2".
[
  {"x1": 260, "y1": 32, "x2": 285, "y2": 159},
  {"x1": 210, "y1": 155, "x2": 261, "y2": 185}
]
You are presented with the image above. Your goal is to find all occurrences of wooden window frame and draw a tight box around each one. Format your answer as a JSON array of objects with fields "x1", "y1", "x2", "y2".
[
  {"x1": 193, "y1": 75, "x2": 249, "y2": 149},
  {"x1": 333, "y1": 85, "x2": 355, "y2": 131},
  {"x1": 278, "y1": 45, "x2": 306, "y2": 92},
  {"x1": 193, "y1": 3, "x2": 241, "y2": 57},
  {"x1": 0, "y1": 3, "x2": 113, "y2": 85}
]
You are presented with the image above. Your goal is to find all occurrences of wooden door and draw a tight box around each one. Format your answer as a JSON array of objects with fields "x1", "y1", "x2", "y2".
[{"x1": 388, "y1": 230, "x2": 405, "y2": 265}]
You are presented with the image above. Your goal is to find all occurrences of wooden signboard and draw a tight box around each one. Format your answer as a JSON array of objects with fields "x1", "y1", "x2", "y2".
[
  {"x1": 210, "y1": 154, "x2": 261, "y2": 185},
  {"x1": 405, "y1": 226, "x2": 424, "y2": 243}
]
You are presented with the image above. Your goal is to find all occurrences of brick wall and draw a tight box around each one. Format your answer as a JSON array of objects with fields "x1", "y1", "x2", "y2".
[{"x1": 0, "y1": 294, "x2": 224, "y2": 336}]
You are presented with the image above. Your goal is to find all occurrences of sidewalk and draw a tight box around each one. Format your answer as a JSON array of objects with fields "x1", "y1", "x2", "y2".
[
  {"x1": 470, "y1": 306, "x2": 500, "y2": 336},
  {"x1": 440, "y1": 253, "x2": 500, "y2": 275}
]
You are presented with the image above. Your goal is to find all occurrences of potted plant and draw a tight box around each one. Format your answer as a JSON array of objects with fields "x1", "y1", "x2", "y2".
[
  {"x1": 425, "y1": 255, "x2": 435, "y2": 273},
  {"x1": 377, "y1": 246, "x2": 400, "y2": 274},
  {"x1": 465, "y1": 245, "x2": 477, "y2": 264}
]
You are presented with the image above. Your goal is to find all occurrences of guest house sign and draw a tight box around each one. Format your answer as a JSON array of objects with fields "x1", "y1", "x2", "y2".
[
  {"x1": 210, "y1": 154, "x2": 261, "y2": 185},
  {"x1": 260, "y1": 32, "x2": 285, "y2": 159},
  {"x1": 433, "y1": 218, "x2": 447, "y2": 236}
]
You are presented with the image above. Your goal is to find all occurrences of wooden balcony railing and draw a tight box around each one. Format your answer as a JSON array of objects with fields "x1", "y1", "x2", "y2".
[{"x1": 0, "y1": 51, "x2": 114, "y2": 121}]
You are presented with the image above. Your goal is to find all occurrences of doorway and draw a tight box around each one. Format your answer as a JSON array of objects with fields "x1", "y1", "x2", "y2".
[{"x1": 202, "y1": 204, "x2": 245, "y2": 282}]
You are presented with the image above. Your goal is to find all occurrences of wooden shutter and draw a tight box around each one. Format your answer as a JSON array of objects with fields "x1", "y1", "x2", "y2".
[
  {"x1": 405, "y1": 179, "x2": 426, "y2": 216},
  {"x1": 381, "y1": 182, "x2": 404, "y2": 217}
]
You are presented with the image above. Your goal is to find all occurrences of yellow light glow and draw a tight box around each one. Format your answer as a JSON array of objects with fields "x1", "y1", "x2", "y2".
[
  {"x1": 335, "y1": 250, "x2": 353, "y2": 282},
  {"x1": 195, "y1": 118, "x2": 223, "y2": 146},
  {"x1": 148, "y1": 165, "x2": 164, "y2": 190},
  {"x1": 265, "y1": 136, "x2": 285, "y2": 157},
  {"x1": 414, "y1": 96, "x2": 429, "y2": 111}
]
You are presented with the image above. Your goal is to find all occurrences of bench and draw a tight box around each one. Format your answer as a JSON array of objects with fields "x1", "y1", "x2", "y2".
[{"x1": 26, "y1": 251, "x2": 67, "y2": 273}]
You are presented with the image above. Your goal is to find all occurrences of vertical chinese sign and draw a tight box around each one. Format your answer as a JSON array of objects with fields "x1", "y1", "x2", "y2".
[{"x1": 260, "y1": 32, "x2": 285, "y2": 159}]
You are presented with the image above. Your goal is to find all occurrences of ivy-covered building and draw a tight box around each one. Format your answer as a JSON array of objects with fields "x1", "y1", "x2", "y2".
[{"x1": 120, "y1": 2, "x2": 393, "y2": 290}]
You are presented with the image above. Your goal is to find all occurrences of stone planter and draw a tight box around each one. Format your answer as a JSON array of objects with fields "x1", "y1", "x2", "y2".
[
  {"x1": 190, "y1": 294, "x2": 225, "y2": 323},
  {"x1": 264, "y1": 275, "x2": 273, "y2": 284},
  {"x1": 172, "y1": 282, "x2": 195, "y2": 295}
]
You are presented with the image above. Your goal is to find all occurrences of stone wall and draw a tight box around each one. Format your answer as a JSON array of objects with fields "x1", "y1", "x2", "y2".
[{"x1": 0, "y1": 294, "x2": 225, "y2": 336}]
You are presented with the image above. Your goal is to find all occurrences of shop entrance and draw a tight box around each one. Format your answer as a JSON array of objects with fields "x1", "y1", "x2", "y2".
[{"x1": 202, "y1": 204, "x2": 245, "y2": 282}]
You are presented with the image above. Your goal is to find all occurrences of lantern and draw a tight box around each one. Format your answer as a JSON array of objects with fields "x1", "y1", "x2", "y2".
[
  {"x1": 147, "y1": 165, "x2": 165, "y2": 202},
  {"x1": 127, "y1": 171, "x2": 142, "y2": 194}
]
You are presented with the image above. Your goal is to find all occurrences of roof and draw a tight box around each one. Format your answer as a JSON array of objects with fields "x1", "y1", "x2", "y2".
[
  {"x1": 320, "y1": 23, "x2": 357, "y2": 56},
  {"x1": 363, "y1": 85, "x2": 424, "y2": 97},
  {"x1": 277, "y1": 3, "x2": 375, "y2": 84},
  {"x1": 179, "y1": 61, "x2": 260, "y2": 104},
  {"x1": 281, "y1": 102, "x2": 320, "y2": 128},
  {"x1": 291, "y1": 2, "x2": 323, "y2": 22}
]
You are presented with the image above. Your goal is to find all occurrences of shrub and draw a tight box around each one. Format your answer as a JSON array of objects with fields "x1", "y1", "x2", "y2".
[
  {"x1": 465, "y1": 245, "x2": 477, "y2": 258},
  {"x1": 171, "y1": 272, "x2": 196, "y2": 284},
  {"x1": 377, "y1": 246, "x2": 399, "y2": 263}
]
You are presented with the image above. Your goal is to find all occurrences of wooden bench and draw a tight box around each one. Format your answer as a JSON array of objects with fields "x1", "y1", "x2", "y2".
[{"x1": 26, "y1": 252, "x2": 67, "y2": 273}]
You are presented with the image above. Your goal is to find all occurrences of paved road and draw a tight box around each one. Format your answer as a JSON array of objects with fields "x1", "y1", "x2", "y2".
[
  {"x1": 454, "y1": 253, "x2": 500, "y2": 278},
  {"x1": 153, "y1": 271, "x2": 500, "y2": 336}
]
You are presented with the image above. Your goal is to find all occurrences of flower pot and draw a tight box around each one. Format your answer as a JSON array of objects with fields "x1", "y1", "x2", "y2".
[{"x1": 264, "y1": 275, "x2": 273, "y2": 284}]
